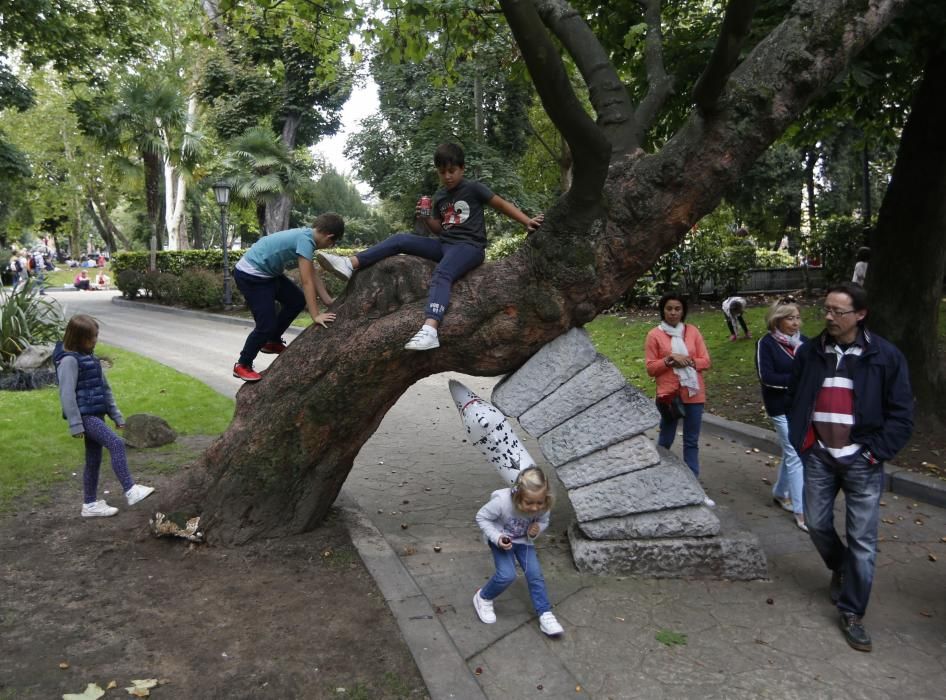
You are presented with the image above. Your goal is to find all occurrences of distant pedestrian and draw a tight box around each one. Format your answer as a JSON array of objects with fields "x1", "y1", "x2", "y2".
[
  {"x1": 231, "y1": 212, "x2": 344, "y2": 382},
  {"x1": 645, "y1": 293, "x2": 714, "y2": 504},
  {"x1": 852, "y1": 247, "x2": 870, "y2": 286},
  {"x1": 472, "y1": 467, "x2": 564, "y2": 637},
  {"x1": 53, "y1": 314, "x2": 155, "y2": 518},
  {"x1": 788, "y1": 282, "x2": 913, "y2": 652},
  {"x1": 722, "y1": 295, "x2": 750, "y2": 341},
  {"x1": 756, "y1": 297, "x2": 808, "y2": 531}
]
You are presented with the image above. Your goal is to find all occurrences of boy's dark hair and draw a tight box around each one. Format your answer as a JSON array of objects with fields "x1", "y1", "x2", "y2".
[
  {"x1": 856, "y1": 246, "x2": 871, "y2": 262},
  {"x1": 312, "y1": 212, "x2": 344, "y2": 242},
  {"x1": 729, "y1": 299, "x2": 745, "y2": 315},
  {"x1": 826, "y1": 282, "x2": 868, "y2": 313},
  {"x1": 658, "y1": 292, "x2": 688, "y2": 322},
  {"x1": 434, "y1": 142, "x2": 465, "y2": 169},
  {"x1": 64, "y1": 314, "x2": 99, "y2": 353}
]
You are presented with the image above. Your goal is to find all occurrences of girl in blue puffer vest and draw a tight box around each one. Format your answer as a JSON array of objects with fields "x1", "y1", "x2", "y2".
[{"x1": 54, "y1": 314, "x2": 155, "y2": 518}]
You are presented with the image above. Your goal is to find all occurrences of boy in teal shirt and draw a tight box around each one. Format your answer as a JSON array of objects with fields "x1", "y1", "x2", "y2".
[{"x1": 232, "y1": 212, "x2": 344, "y2": 382}]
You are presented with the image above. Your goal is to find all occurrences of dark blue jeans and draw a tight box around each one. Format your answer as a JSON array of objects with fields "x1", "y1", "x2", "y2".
[
  {"x1": 355, "y1": 233, "x2": 484, "y2": 322},
  {"x1": 479, "y1": 542, "x2": 551, "y2": 615},
  {"x1": 657, "y1": 402, "x2": 704, "y2": 476},
  {"x1": 234, "y1": 269, "x2": 306, "y2": 367},
  {"x1": 804, "y1": 451, "x2": 884, "y2": 617}
]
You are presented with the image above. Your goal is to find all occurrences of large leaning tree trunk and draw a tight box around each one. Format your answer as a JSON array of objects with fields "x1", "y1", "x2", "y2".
[
  {"x1": 160, "y1": 0, "x2": 910, "y2": 545},
  {"x1": 867, "y1": 45, "x2": 946, "y2": 420}
]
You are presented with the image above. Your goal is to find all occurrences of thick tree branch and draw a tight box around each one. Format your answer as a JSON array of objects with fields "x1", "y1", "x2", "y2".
[
  {"x1": 691, "y1": 0, "x2": 758, "y2": 116},
  {"x1": 534, "y1": 0, "x2": 638, "y2": 156},
  {"x1": 634, "y1": 0, "x2": 674, "y2": 140},
  {"x1": 499, "y1": 0, "x2": 610, "y2": 204}
]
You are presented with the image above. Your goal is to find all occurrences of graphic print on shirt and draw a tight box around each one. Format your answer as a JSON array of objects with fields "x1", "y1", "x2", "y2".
[{"x1": 442, "y1": 200, "x2": 470, "y2": 227}]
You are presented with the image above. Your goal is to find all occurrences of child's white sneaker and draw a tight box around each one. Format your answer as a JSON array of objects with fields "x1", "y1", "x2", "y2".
[
  {"x1": 404, "y1": 325, "x2": 439, "y2": 351},
  {"x1": 81, "y1": 500, "x2": 118, "y2": 518},
  {"x1": 315, "y1": 252, "x2": 353, "y2": 281},
  {"x1": 125, "y1": 484, "x2": 155, "y2": 506},
  {"x1": 473, "y1": 589, "x2": 496, "y2": 624},
  {"x1": 539, "y1": 611, "x2": 564, "y2": 636}
]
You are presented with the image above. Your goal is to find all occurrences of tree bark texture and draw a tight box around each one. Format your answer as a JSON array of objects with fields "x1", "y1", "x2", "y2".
[
  {"x1": 865, "y1": 46, "x2": 946, "y2": 419},
  {"x1": 162, "y1": 0, "x2": 911, "y2": 545}
]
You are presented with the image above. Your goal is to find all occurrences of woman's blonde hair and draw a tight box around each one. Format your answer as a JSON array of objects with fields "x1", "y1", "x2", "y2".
[
  {"x1": 765, "y1": 298, "x2": 801, "y2": 332},
  {"x1": 63, "y1": 314, "x2": 99, "y2": 353},
  {"x1": 511, "y1": 467, "x2": 554, "y2": 512}
]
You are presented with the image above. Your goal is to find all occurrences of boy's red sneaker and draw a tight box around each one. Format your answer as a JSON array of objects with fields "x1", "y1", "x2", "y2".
[
  {"x1": 260, "y1": 340, "x2": 287, "y2": 354},
  {"x1": 232, "y1": 363, "x2": 262, "y2": 382}
]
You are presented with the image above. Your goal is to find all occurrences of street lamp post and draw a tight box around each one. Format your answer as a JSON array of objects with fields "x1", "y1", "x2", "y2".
[{"x1": 212, "y1": 182, "x2": 232, "y2": 307}]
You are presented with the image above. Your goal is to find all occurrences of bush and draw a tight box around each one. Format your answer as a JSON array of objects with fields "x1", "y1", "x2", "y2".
[
  {"x1": 486, "y1": 232, "x2": 527, "y2": 261},
  {"x1": 177, "y1": 269, "x2": 224, "y2": 308},
  {"x1": 0, "y1": 280, "x2": 65, "y2": 370},
  {"x1": 142, "y1": 271, "x2": 180, "y2": 302},
  {"x1": 810, "y1": 216, "x2": 863, "y2": 285},
  {"x1": 117, "y1": 269, "x2": 144, "y2": 299}
]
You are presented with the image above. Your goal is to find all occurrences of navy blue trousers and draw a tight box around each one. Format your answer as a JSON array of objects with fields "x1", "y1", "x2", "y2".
[{"x1": 234, "y1": 269, "x2": 306, "y2": 367}]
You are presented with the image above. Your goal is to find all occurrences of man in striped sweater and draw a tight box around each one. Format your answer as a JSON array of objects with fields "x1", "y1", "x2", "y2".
[{"x1": 787, "y1": 282, "x2": 914, "y2": 653}]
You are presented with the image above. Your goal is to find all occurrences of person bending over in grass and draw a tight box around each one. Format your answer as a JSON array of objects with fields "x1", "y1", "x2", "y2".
[
  {"x1": 232, "y1": 213, "x2": 344, "y2": 382},
  {"x1": 54, "y1": 314, "x2": 155, "y2": 518}
]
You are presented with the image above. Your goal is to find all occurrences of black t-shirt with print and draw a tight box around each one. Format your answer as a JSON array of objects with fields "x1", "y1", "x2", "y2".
[{"x1": 432, "y1": 178, "x2": 494, "y2": 249}]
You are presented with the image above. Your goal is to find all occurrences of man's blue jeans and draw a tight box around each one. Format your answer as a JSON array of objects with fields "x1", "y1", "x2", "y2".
[
  {"x1": 804, "y1": 451, "x2": 884, "y2": 617},
  {"x1": 234, "y1": 269, "x2": 305, "y2": 367},
  {"x1": 770, "y1": 414, "x2": 805, "y2": 514},
  {"x1": 355, "y1": 233, "x2": 484, "y2": 322},
  {"x1": 479, "y1": 542, "x2": 551, "y2": 615},
  {"x1": 657, "y1": 402, "x2": 704, "y2": 476}
]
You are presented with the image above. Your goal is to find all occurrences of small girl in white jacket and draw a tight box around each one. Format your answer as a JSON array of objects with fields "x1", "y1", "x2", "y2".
[{"x1": 473, "y1": 467, "x2": 563, "y2": 636}]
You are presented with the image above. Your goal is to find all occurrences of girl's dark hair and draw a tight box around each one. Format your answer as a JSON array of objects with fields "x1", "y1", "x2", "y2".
[
  {"x1": 658, "y1": 292, "x2": 688, "y2": 322},
  {"x1": 856, "y1": 246, "x2": 871, "y2": 262},
  {"x1": 63, "y1": 314, "x2": 99, "y2": 353}
]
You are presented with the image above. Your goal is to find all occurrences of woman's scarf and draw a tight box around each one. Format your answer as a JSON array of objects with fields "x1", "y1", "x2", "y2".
[
  {"x1": 659, "y1": 321, "x2": 700, "y2": 397},
  {"x1": 771, "y1": 328, "x2": 802, "y2": 355}
]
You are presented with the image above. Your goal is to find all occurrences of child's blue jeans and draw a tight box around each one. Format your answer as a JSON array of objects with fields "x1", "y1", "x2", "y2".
[
  {"x1": 479, "y1": 541, "x2": 551, "y2": 615},
  {"x1": 355, "y1": 233, "x2": 484, "y2": 322},
  {"x1": 234, "y1": 269, "x2": 306, "y2": 367}
]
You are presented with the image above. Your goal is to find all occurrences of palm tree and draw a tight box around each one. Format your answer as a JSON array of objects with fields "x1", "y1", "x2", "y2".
[{"x1": 221, "y1": 126, "x2": 312, "y2": 235}]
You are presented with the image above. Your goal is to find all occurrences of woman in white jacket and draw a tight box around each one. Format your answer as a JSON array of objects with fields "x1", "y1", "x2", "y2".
[{"x1": 472, "y1": 467, "x2": 564, "y2": 636}]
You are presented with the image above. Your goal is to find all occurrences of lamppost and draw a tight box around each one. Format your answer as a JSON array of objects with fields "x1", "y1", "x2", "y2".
[{"x1": 212, "y1": 181, "x2": 232, "y2": 307}]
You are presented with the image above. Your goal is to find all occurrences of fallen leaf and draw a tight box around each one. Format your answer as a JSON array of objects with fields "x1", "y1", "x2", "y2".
[
  {"x1": 62, "y1": 683, "x2": 105, "y2": 700},
  {"x1": 929, "y1": 554, "x2": 937, "y2": 562},
  {"x1": 59, "y1": 661, "x2": 70, "y2": 670},
  {"x1": 882, "y1": 518, "x2": 895, "y2": 524},
  {"x1": 433, "y1": 545, "x2": 442, "y2": 553},
  {"x1": 106, "y1": 681, "x2": 117, "y2": 690},
  {"x1": 920, "y1": 611, "x2": 934, "y2": 617}
]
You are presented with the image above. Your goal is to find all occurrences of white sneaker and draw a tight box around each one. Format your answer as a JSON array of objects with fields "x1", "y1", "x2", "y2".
[
  {"x1": 539, "y1": 611, "x2": 564, "y2": 636},
  {"x1": 81, "y1": 500, "x2": 118, "y2": 518},
  {"x1": 473, "y1": 589, "x2": 496, "y2": 624},
  {"x1": 703, "y1": 496, "x2": 716, "y2": 507},
  {"x1": 125, "y1": 484, "x2": 155, "y2": 506},
  {"x1": 315, "y1": 252, "x2": 353, "y2": 281},
  {"x1": 404, "y1": 325, "x2": 439, "y2": 351}
]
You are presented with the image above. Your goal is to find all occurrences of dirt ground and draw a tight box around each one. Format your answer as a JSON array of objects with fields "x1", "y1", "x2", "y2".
[{"x1": 0, "y1": 437, "x2": 429, "y2": 700}]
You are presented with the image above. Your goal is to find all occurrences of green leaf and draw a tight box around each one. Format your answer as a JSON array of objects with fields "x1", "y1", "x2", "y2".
[{"x1": 655, "y1": 629, "x2": 688, "y2": 646}]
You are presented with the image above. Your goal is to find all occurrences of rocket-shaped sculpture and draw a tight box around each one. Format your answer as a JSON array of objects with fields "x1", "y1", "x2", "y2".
[{"x1": 448, "y1": 379, "x2": 536, "y2": 485}]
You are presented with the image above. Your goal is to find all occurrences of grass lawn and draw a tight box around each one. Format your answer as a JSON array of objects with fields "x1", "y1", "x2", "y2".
[
  {"x1": 586, "y1": 302, "x2": 827, "y2": 424},
  {"x1": 0, "y1": 342, "x2": 233, "y2": 510}
]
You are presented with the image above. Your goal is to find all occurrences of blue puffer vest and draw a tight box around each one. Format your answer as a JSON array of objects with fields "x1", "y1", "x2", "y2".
[{"x1": 53, "y1": 341, "x2": 109, "y2": 416}]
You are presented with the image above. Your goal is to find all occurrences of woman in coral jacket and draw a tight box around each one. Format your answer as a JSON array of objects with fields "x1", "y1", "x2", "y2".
[{"x1": 645, "y1": 293, "x2": 713, "y2": 499}]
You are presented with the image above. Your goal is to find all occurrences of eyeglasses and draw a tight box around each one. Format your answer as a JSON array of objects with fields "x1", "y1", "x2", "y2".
[{"x1": 822, "y1": 307, "x2": 856, "y2": 317}]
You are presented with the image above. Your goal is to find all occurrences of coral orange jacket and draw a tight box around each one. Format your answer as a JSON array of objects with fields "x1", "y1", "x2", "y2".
[{"x1": 644, "y1": 324, "x2": 711, "y2": 404}]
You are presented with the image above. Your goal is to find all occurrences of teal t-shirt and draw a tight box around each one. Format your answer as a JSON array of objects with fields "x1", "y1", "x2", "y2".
[{"x1": 240, "y1": 227, "x2": 315, "y2": 278}]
